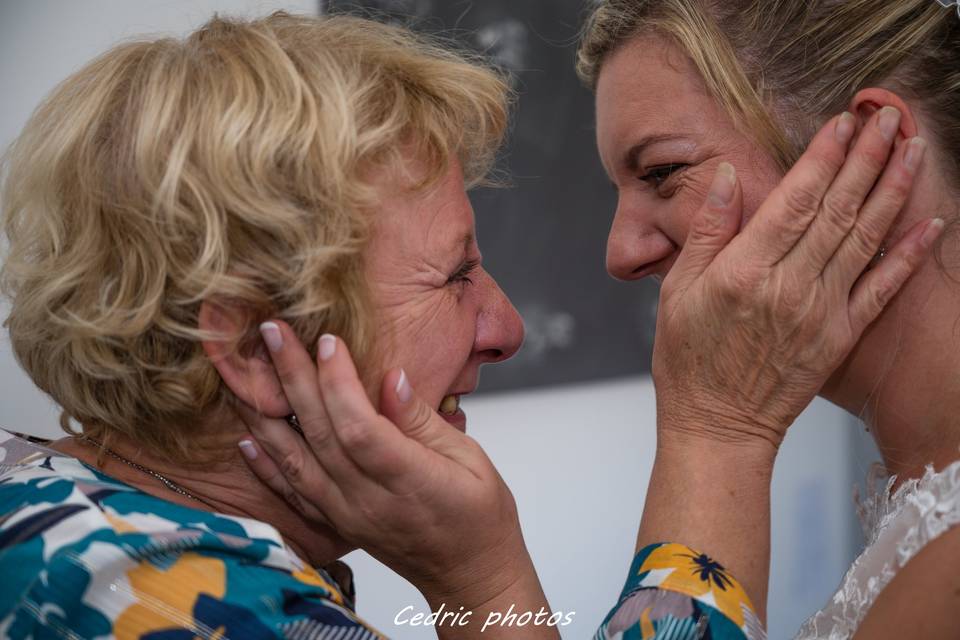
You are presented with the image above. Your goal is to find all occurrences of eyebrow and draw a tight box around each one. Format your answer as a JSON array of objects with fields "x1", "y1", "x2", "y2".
[
  {"x1": 452, "y1": 231, "x2": 474, "y2": 257},
  {"x1": 623, "y1": 134, "x2": 691, "y2": 173}
]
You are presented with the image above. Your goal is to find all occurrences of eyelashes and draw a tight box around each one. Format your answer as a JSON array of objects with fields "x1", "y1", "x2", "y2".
[
  {"x1": 639, "y1": 163, "x2": 688, "y2": 190},
  {"x1": 446, "y1": 259, "x2": 480, "y2": 286}
]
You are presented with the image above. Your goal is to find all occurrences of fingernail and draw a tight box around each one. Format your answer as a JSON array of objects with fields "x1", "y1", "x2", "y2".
[
  {"x1": 835, "y1": 112, "x2": 855, "y2": 144},
  {"x1": 921, "y1": 218, "x2": 945, "y2": 249},
  {"x1": 259, "y1": 322, "x2": 283, "y2": 353},
  {"x1": 238, "y1": 439, "x2": 258, "y2": 460},
  {"x1": 318, "y1": 334, "x2": 336, "y2": 361},
  {"x1": 878, "y1": 106, "x2": 901, "y2": 141},
  {"x1": 903, "y1": 137, "x2": 927, "y2": 172},
  {"x1": 708, "y1": 162, "x2": 736, "y2": 207},
  {"x1": 395, "y1": 368, "x2": 412, "y2": 403}
]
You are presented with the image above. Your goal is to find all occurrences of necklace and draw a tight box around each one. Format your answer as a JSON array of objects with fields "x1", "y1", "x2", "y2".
[{"x1": 80, "y1": 435, "x2": 217, "y2": 510}]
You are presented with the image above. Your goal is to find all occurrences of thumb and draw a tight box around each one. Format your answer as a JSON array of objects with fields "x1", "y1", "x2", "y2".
[
  {"x1": 667, "y1": 162, "x2": 743, "y2": 288},
  {"x1": 379, "y1": 368, "x2": 463, "y2": 454}
]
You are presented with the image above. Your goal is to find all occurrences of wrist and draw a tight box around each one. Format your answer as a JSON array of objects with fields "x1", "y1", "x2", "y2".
[
  {"x1": 417, "y1": 532, "x2": 535, "y2": 612},
  {"x1": 656, "y1": 399, "x2": 786, "y2": 461}
]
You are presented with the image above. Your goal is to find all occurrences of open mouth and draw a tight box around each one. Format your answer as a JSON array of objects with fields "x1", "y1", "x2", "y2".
[
  {"x1": 438, "y1": 393, "x2": 467, "y2": 431},
  {"x1": 439, "y1": 394, "x2": 461, "y2": 416}
]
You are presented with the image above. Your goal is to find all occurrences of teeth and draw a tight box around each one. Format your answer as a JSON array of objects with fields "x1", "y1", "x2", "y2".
[{"x1": 439, "y1": 394, "x2": 460, "y2": 415}]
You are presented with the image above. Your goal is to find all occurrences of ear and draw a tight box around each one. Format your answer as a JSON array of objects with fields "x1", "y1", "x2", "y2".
[
  {"x1": 198, "y1": 300, "x2": 292, "y2": 418},
  {"x1": 849, "y1": 88, "x2": 920, "y2": 144}
]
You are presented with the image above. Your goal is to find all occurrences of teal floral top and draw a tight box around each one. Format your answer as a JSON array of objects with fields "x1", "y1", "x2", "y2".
[
  {"x1": 0, "y1": 429, "x2": 763, "y2": 639},
  {"x1": 0, "y1": 430, "x2": 381, "y2": 639},
  {"x1": 595, "y1": 542, "x2": 765, "y2": 639}
]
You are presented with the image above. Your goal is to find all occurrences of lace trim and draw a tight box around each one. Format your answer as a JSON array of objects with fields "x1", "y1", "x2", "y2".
[{"x1": 793, "y1": 457, "x2": 960, "y2": 640}]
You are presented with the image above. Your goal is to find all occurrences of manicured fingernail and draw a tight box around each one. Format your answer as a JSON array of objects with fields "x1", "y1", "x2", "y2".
[
  {"x1": 259, "y1": 322, "x2": 283, "y2": 353},
  {"x1": 921, "y1": 218, "x2": 945, "y2": 249},
  {"x1": 395, "y1": 368, "x2": 412, "y2": 403},
  {"x1": 708, "y1": 162, "x2": 736, "y2": 207},
  {"x1": 318, "y1": 334, "x2": 336, "y2": 361},
  {"x1": 238, "y1": 439, "x2": 258, "y2": 460},
  {"x1": 878, "y1": 106, "x2": 901, "y2": 141},
  {"x1": 835, "y1": 112, "x2": 855, "y2": 144},
  {"x1": 903, "y1": 137, "x2": 927, "y2": 172}
]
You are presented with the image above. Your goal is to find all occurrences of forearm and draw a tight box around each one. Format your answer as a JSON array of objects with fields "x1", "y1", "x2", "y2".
[{"x1": 638, "y1": 422, "x2": 777, "y2": 620}]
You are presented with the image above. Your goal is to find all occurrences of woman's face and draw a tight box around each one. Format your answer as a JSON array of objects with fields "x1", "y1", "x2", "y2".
[
  {"x1": 363, "y1": 159, "x2": 523, "y2": 431},
  {"x1": 594, "y1": 34, "x2": 783, "y2": 283}
]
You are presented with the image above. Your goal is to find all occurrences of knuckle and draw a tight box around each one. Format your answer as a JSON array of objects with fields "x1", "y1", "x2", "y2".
[
  {"x1": 770, "y1": 275, "x2": 811, "y2": 322},
  {"x1": 844, "y1": 228, "x2": 878, "y2": 261},
  {"x1": 278, "y1": 449, "x2": 306, "y2": 483},
  {"x1": 883, "y1": 171, "x2": 913, "y2": 203},
  {"x1": 820, "y1": 192, "x2": 859, "y2": 233},
  {"x1": 717, "y1": 268, "x2": 755, "y2": 303},
  {"x1": 281, "y1": 484, "x2": 304, "y2": 509},
  {"x1": 409, "y1": 402, "x2": 434, "y2": 431},
  {"x1": 860, "y1": 144, "x2": 890, "y2": 175},
  {"x1": 867, "y1": 283, "x2": 890, "y2": 315},
  {"x1": 782, "y1": 183, "x2": 822, "y2": 218},
  {"x1": 337, "y1": 419, "x2": 373, "y2": 450},
  {"x1": 302, "y1": 417, "x2": 333, "y2": 450}
]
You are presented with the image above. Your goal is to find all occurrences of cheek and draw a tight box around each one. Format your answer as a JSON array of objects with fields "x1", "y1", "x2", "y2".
[
  {"x1": 671, "y1": 176, "x2": 715, "y2": 239},
  {"x1": 378, "y1": 291, "x2": 477, "y2": 391},
  {"x1": 738, "y1": 155, "x2": 784, "y2": 229}
]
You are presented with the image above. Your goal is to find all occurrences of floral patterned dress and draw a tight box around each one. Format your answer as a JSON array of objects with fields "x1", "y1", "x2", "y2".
[{"x1": 0, "y1": 428, "x2": 763, "y2": 639}]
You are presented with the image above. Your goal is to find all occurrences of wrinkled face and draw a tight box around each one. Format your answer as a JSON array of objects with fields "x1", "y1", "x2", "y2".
[
  {"x1": 595, "y1": 34, "x2": 783, "y2": 282},
  {"x1": 364, "y1": 159, "x2": 524, "y2": 431}
]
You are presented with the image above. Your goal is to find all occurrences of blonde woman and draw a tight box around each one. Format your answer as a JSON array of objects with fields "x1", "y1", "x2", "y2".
[
  {"x1": 0, "y1": 13, "x2": 556, "y2": 639},
  {"x1": 577, "y1": 0, "x2": 960, "y2": 638}
]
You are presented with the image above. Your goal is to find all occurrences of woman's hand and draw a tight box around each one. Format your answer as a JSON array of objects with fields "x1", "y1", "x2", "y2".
[
  {"x1": 639, "y1": 107, "x2": 937, "y2": 619},
  {"x1": 236, "y1": 324, "x2": 557, "y2": 639},
  {"x1": 655, "y1": 108, "x2": 938, "y2": 450}
]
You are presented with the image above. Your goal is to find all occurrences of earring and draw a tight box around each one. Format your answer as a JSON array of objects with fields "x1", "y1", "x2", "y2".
[
  {"x1": 285, "y1": 413, "x2": 303, "y2": 437},
  {"x1": 868, "y1": 245, "x2": 888, "y2": 270}
]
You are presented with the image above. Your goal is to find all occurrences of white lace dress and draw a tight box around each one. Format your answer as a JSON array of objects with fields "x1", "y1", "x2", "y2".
[{"x1": 794, "y1": 458, "x2": 960, "y2": 639}]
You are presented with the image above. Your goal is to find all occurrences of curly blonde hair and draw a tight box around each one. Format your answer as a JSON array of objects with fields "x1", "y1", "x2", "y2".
[{"x1": 0, "y1": 12, "x2": 510, "y2": 464}]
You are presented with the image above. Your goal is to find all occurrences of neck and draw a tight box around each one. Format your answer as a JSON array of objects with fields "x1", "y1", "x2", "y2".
[
  {"x1": 50, "y1": 410, "x2": 352, "y2": 568},
  {"x1": 823, "y1": 246, "x2": 960, "y2": 486}
]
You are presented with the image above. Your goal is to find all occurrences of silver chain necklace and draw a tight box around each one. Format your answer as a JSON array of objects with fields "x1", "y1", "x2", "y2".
[{"x1": 81, "y1": 435, "x2": 217, "y2": 510}]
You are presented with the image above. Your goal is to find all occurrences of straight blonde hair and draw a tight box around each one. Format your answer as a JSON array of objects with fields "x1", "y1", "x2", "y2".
[{"x1": 578, "y1": 0, "x2": 960, "y2": 181}]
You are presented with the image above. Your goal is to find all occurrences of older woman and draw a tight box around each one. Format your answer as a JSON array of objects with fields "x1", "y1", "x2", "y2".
[{"x1": 0, "y1": 12, "x2": 555, "y2": 639}]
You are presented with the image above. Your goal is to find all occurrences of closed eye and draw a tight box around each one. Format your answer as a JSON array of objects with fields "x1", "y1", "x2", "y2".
[
  {"x1": 639, "y1": 163, "x2": 688, "y2": 189},
  {"x1": 446, "y1": 259, "x2": 479, "y2": 286}
]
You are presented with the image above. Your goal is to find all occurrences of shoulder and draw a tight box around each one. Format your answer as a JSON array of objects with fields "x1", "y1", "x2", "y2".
[
  {"x1": 853, "y1": 461, "x2": 960, "y2": 640},
  {"x1": 0, "y1": 457, "x2": 381, "y2": 639},
  {"x1": 853, "y1": 522, "x2": 960, "y2": 639}
]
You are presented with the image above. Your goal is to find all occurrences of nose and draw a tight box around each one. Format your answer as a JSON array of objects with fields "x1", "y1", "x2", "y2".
[
  {"x1": 474, "y1": 270, "x2": 524, "y2": 363},
  {"x1": 606, "y1": 196, "x2": 675, "y2": 281}
]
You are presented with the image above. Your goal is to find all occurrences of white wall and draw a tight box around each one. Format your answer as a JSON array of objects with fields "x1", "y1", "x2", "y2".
[
  {"x1": 346, "y1": 380, "x2": 873, "y2": 640},
  {"x1": 0, "y1": 3, "x2": 877, "y2": 639}
]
